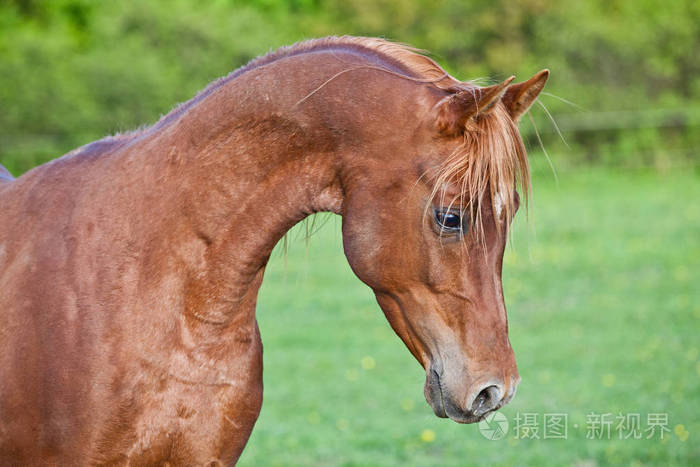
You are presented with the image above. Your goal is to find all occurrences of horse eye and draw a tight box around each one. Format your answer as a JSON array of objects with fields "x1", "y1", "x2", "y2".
[{"x1": 434, "y1": 209, "x2": 467, "y2": 234}]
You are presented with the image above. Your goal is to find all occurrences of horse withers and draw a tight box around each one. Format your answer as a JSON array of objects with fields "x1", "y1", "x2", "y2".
[{"x1": 0, "y1": 36, "x2": 548, "y2": 464}]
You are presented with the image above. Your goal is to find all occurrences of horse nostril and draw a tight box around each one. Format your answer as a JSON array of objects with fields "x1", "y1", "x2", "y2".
[{"x1": 470, "y1": 384, "x2": 502, "y2": 416}]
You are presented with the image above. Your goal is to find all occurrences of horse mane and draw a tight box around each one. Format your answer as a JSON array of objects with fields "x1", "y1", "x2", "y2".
[
  {"x1": 151, "y1": 36, "x2": 459, "y2": 131},
  {"x1": 185, "y1": 36, "x2": 529, "y2": 234},
  {"x1": 72, "y1": 36, "x2": 530, "y2": 233},
  {"x1": 229, "y1": 36, "x2": 528, "y2": 235}
]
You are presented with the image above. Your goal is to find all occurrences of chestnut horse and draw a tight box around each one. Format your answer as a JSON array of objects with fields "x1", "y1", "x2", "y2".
[{"x1": 0, "y1": 36, "x2": 548, "y2": 464}]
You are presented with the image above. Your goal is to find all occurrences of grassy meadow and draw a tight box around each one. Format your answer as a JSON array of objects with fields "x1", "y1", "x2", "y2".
[{"x1": 240, "y1": 167, "x2": 699, "y2": 466}]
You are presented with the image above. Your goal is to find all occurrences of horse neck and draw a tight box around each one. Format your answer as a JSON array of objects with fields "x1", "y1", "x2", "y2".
[{"x1": 115, "y1": 66, "x2": 348, "y2": 330}]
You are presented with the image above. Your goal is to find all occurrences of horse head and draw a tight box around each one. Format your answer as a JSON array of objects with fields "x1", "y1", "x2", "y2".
[{"x1": 340, "y1": 69, "x2": 548, "y2": 423}]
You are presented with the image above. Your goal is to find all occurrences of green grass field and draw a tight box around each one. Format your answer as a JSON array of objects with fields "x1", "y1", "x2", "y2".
[{"x1": 238, "y1": 168, "x2": 699, "y2": 466}]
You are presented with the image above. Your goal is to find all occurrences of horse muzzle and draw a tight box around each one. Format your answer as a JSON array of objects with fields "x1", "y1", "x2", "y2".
[{"x1": 423, "y1": 366, "x2": 520, "y2": 424}]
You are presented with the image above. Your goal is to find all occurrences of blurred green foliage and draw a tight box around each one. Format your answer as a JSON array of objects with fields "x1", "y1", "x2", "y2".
[{"x1": 0, "y1": 0, "x2": 699, "y2": 174}]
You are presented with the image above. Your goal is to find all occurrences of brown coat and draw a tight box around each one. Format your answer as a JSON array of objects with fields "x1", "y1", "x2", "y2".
[{"x1": 0, "y1": 36, "x2": 547, "y2": 464}]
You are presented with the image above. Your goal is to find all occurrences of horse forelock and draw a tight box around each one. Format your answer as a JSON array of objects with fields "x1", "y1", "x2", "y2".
[{"x1": 427, "y1": 101, "x2": 530, "y2": 239}]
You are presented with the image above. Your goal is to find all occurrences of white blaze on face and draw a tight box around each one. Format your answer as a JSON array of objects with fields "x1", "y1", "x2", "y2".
[{"x1": 493, "y1": 188, "x2": 506, "y2": 220}]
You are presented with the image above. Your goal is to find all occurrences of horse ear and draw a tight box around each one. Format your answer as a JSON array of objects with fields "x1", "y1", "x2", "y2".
[
  {"x1": 435, "y1": 76, "x2": 514, "y2": 136},
  {"x1": 502, "y1": 69, "x2": 549, "y2": 121}
]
